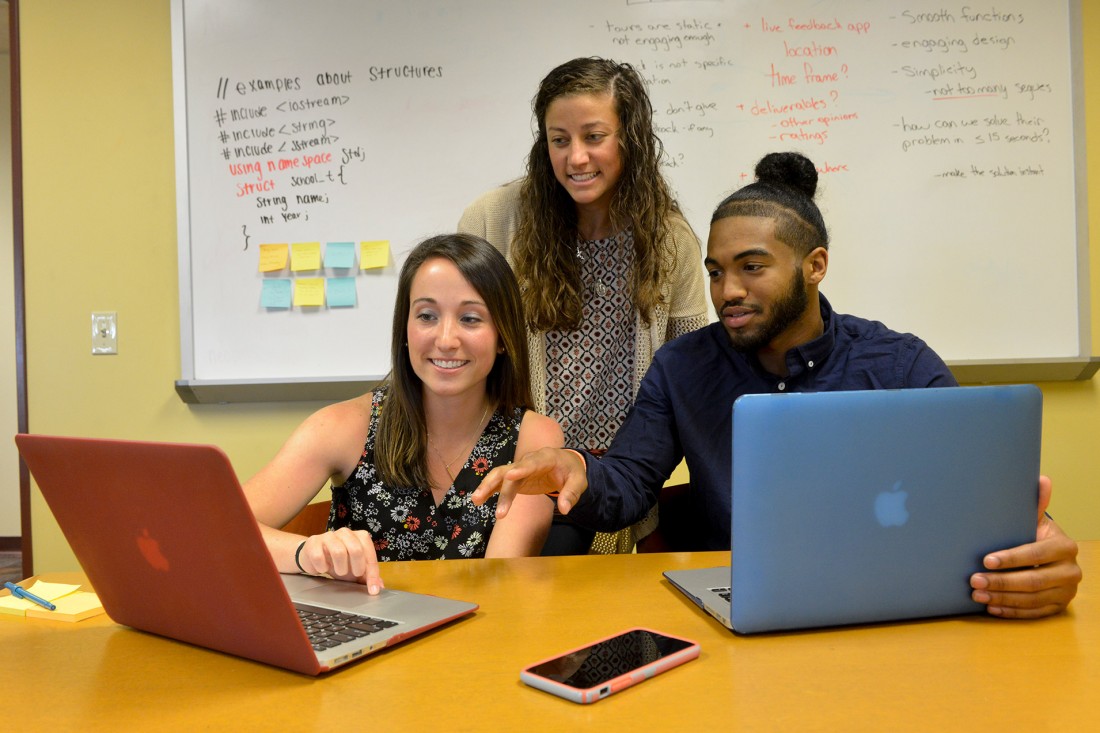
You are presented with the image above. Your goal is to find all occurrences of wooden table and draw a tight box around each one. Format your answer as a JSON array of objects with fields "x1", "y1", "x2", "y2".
[{"x1": 3, "y1": 543, "x2": 1096, "y2": 731}]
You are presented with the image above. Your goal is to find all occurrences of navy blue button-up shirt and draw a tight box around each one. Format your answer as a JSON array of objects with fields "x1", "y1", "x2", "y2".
[{"x1": 568, "y1": 295, "x2": 958, "y2": 550}]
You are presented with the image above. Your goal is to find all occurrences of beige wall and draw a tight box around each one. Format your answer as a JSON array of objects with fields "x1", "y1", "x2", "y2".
[{"x1": 19, "y1": 1, "x2": 1100, "y2": 572}]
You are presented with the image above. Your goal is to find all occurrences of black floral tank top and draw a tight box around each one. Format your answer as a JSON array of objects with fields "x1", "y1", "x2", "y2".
[{"x1": 328, "y1": 389, "x2": 521, "y2": 561}]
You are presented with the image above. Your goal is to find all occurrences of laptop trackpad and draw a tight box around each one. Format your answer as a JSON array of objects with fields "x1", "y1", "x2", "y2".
[
  {"x1": 284, "y1": 574, "x2": 387, "y2": 605},
  {"x1": 283, "y1": 574, "x2": 441, "y2": 616}
]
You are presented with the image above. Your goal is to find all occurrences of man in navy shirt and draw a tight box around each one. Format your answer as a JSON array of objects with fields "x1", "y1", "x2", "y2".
[{"x1": 475, "y1": 152, "x2": 1081, "y2": 618}]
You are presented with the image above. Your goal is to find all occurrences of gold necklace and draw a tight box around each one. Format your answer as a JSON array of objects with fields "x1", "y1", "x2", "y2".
[{"x1": 428, "y1": 403, "x2": 491, "y2": 485}]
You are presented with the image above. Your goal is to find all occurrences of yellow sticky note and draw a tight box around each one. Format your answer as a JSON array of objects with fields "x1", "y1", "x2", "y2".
[
  {"x1": 25, "y1": 581, "x2": 82, "y2": 600},
  {"x1": 360, "y1": 240, "x2": 390, "y2": 270},
  {"x1": 258, "y1": 243, "x2": 289, "y2": 272},
  {"x1": 26, "y1": 591, "x2": 105, "y2": 622},
  {"x1": 291, "y1": 242, "x2": 322, "y2": 272},
  {"x1": 0, "y1": 581, "x2": 83, "y2": 616},
  {"x1": 294, "y1": 277, "x2": 325, "y2": 307},
  {"x1": 0, "y1": 594, "x2": 32, "y2": 616}
]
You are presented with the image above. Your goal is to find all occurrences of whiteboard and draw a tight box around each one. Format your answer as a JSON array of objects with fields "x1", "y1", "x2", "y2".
[{"x1": 172, "y1": 0, "x2": 1091, "y2": 402}]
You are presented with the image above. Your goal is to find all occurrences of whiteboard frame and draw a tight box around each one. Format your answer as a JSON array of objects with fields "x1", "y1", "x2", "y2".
[
  {"x1": 170, "y1": 0, "x2": 1095, "y2": 404},
  {"x1": 944, "y1": 0, "x2": 1094, "y2": 386},
  {"x1": 171, "y1": 1, "x2": 392, "y2": 402}
]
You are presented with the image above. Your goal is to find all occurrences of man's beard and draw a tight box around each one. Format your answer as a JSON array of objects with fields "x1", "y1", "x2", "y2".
[{"x1": 726, "y1": 268, "x2": 809, "y2": 353}]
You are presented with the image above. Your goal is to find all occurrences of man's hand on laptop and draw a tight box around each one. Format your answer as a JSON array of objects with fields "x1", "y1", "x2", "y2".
[
  {"x1": 298, "y1": 527, "x2": 384, "y2": 595},
  {"x1": 969, "y1": 475, "x2": 1082, "y2": 618},
  {"x1": 472, "y1": 447, "x2": 589, "y2": 518}
]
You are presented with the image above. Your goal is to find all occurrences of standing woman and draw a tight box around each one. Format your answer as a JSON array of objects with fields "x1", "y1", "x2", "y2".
[
  {"x1": 459, "y1": 57, "x2": 708, "y2": 554},
  {"x1": 245, "y1": 234, "x2": 562, "y2": 593}
]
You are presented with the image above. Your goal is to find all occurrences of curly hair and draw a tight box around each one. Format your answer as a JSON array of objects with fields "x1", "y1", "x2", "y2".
[
  {"x1": 512, "y1": 57, "x2": 679, "y2": 331},
  {"x1": 375, "y1": 233, "x2": 533, "y2": 489}
]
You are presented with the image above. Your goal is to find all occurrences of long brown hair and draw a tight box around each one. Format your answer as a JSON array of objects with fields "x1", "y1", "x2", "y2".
[
  {"x1": 374, "y1": 234, "x2": 533, "y2": 489},
  {"x1": 513, "y1": 57, "x2": 678, "y2": 330}
]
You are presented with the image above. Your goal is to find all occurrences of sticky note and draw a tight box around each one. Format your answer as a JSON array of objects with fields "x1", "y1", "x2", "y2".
[
  {"x1": 360, "y1": 240, "x2": 390, "y2": 270},
  {"x1": 291, "y1": 242, "x2": 322, "y2": 271},
  {"x1": 261, "y1": 279, "x2": 292, "y2": 309},
  {"x1": 258, "y1": 243, "x2": 289, "y2": 272},
  {"x1": 26, "y1": 592, "x2": 105, "y2": 622},
  {"x1": 294, "y1": 277, "x2": 325, "y2": 307},
  {"x1": 325, "y1": 241, "x2": 356, "y2": 269},
  {"x1": 26, "y1": 581, "x2": 82, "y2": 599},
  {"x1": 0, "y1": 581, "x2": 84, "y2": 617},
  {"x1": 326, "y1": 277, "x2": 357, "y2": 307},
  {"x1": 0, "y1": 594, "x2": 31, "y2": 616}
]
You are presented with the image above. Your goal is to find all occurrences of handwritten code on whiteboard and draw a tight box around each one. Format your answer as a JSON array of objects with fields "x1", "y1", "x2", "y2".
[{"x1": 174, "y1": 0, "x2": 1086, "y2": 387}]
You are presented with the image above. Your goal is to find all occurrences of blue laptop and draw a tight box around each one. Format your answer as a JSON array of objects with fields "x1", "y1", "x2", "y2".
[{"x1": 663, "y1": 384, "x2": 1041, "y2": 633}]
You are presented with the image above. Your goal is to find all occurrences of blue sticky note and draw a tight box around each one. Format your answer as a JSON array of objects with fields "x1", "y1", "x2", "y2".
[
  {"x1": 326, "y1": 277, "x2": 357, "y2": 307},
  {"x1": 261, "y1": 279, "x2": 292, "y2": 309},
  {"x1": 325, "y1": 241, "x2": 356, "y2": 269}
]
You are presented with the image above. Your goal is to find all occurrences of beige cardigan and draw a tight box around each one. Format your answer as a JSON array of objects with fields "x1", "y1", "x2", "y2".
[{"x1": 458, "y1": 180, "x2": 709, "y2": 416}]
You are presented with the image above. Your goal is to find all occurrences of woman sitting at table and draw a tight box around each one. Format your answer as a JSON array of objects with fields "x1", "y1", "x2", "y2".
[{"x1": 245, "y1": 234, "x2": 562, "y2": 594}]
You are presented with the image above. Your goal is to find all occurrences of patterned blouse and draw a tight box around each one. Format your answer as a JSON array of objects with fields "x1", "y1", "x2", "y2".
[
  {"x1": 328, "y1": 390, "x2": 521, "y2": 561},
  {"x1": 544, "y1": 228, "x2": 637, "y2": 451}
]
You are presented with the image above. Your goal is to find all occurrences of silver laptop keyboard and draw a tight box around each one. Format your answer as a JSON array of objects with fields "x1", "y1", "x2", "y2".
[
  {"x1": 294, "y1": 602, "x2": 399, "y2": 651},
  {"x1": 710, "y1": 587, "x2": 732, "y2": 602}
]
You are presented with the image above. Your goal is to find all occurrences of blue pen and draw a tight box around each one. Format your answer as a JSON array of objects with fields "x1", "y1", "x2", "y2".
[{"x1": 3, "y1": 581, "x2": 56, "y2": 611}]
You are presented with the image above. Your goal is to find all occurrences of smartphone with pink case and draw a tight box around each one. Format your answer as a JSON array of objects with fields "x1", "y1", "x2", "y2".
[{"x1": 520, "y1": 627, "x2": 699, "y2": 703}]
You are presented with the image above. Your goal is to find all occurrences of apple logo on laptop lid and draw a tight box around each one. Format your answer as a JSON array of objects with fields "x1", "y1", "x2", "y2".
[
  {"x1": 874, "y1": 481, "x2": 910, "y2": 528},
  {"x1": 137, "y1": 528, "x2": 171, "y2": 571}
]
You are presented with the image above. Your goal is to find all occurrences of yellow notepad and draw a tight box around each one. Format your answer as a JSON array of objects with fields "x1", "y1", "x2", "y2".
[
  {"x1": 1, "y1": 581, "x2": 104, "y2": 621},
  {"x1": 0, "y1": 594, "x2": 32, "y2": 616},
  {"x1": 1, "y1": 581, "x2": 79, "y2": 616},
  {"x1": 26, "y1": 591, "x2": 104, "y2": 622}
]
